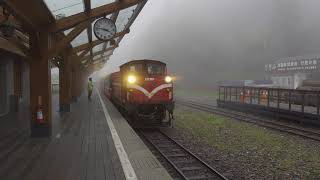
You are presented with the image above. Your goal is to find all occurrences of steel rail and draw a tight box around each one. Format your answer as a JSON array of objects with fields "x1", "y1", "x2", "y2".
[{"x1": 140, "y1": 129, "x2": 228, "y2": 180}]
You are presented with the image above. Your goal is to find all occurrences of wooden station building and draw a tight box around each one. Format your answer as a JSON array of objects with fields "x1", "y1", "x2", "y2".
[{"x1": 0, "y1": 0, "x2": 147, "y2": 137}]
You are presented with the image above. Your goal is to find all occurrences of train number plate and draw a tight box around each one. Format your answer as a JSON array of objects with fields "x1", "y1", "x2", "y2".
[{"x1": 145, "y1": 78, "x2": 154, "y2": 81}]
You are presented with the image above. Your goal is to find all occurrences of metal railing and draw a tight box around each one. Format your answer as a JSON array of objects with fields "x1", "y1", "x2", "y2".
[{"x1": 218, "y1": 86, "x2": 320, "y2": 116}]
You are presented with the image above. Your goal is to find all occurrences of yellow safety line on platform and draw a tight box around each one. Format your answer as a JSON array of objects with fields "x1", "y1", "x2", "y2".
[{"x1": 97, "y1": 89, "x2": 138, "y2": 180}]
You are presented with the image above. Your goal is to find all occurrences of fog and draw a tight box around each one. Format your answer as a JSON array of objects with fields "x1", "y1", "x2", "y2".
[{"x1": 99, "y1": 0, "x2": 320, "y2": 89}]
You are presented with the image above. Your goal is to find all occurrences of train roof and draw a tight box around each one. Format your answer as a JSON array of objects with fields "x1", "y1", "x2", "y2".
[{"x1": 120, "y1": 59, "x2": 166, "y2": 68}]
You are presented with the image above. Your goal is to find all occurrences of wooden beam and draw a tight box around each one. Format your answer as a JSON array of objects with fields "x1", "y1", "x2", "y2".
[
  {"x1": 72, "y1": 29, "x2": 129, "y2": 53},
  {"x1": 6, "y1": 36, "x2": 29, "y2": 55},
  {"x1": 15, "y1": 29, "x2": 29, "y2": 44},
  {"x1": 87, "y1": 21, "x2": 93, "y2": 55},
  {"x1": 83, "y1": 0, "x2": 93, "y2": 57},
  {"x1": 113, "y1": 0, "x2": 147, "y2": 44},
  {"x1": 110, "y1": 12, "x2": 119, "y2": 22},
  {"x1": 48, "y1": 21, "x2": 89, "y2": 58},
  {"x1": 78, "y1": 48, "x2": 91, "y2": 60},
  {"x1": 82, "y1": 56, "x2": 104, "y2": 66},
  {"x1": 84, "y1": 54, "x2": 111, "y2": 66},
  {"x1": 82, "y1": 46, "x2": 116, "y2": 60},
  {"x1": 82, "y1": 50, "x2": 113, "y2": 64},
  {"x1": 74, "y1": 40, "x2": 103, "y2": 54},
  {"x1": 0, "y1": 13, "x2": 23, "y2": 31},
  {"x1": 93, "y1": 56, "x2": 105, "y2": 62},
  {"x1": 3, "y1": 0, "x2": 55, "y2": 31},
  {"x1": 83, "y1": 0, "x2": 91, "y2": 12},
  {"x1": 48, "y1": 0, "x2": 143, "y2": 32},
  {"x1": 124, "y1": 0, "x2": 147, "y2": 30}
]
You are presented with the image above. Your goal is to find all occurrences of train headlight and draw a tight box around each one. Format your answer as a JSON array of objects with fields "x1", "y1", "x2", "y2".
[
  {"x1": 165, "y1": 76, "x2": 172, "y2": 83},
  {"x1": 127, "y1": 75, "x2": 137, "y2": 84}
]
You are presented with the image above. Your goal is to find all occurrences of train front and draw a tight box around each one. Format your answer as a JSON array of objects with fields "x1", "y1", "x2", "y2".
[{"x1": 123, "y1": 60, "x2": 174, "y2": 126}]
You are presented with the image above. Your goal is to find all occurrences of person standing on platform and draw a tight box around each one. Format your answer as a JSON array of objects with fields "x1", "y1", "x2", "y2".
[{"x1": 87, "y1": 78, "x2": 93, "y2": 100}]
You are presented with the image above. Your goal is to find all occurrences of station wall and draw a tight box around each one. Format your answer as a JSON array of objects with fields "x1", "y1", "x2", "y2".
[
  {"x1": 269, "y1": 73, "x2": 307, "y2": 89},
  {"x1": 0, "y1": 61, "x2": 7, "y2": 115},
  {"x1": 0, "y1": 52, "x2": 29, "y2": 118},
  {"x1": 0, "y1": 57, "x2": 13, "y2": 116}
]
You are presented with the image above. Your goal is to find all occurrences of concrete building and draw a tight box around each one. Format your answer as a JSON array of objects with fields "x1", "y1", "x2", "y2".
[{"x1": 265, "y1": 55, "x2": 320, "y2": 89}]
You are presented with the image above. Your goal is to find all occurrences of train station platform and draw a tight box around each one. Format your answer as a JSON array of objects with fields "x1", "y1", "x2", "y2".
[{"x1": 0, "y1": 90, "x2": 172, "y2": 180}]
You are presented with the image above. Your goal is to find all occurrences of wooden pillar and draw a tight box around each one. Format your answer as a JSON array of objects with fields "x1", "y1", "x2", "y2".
[
  {"x1": 29, "y1": 32, "x2": 52, "y2": 137},
  {"x1": 81, "y1": 71, "x2": 86, "y2": 96},
  {"x1": 76, "y1": 68, "x2": 83, "y2": 97},
  {"x1": 59, "y1": 52, "x2": 72, "y2": 112},
  {"x1": 71, "y1": 61, "x2": 81, "y2": 102},
  {"x1": 71, "y1": 61, "x2": 76, "y2": 102},
  {"x1": 12, "y1": 60, "x2": 22, "y2": 112}
]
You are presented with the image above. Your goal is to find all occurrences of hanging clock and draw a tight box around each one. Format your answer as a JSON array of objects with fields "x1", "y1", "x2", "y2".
[{"x1": 93, "y1": 17, "x2": 117, "y2": 41}]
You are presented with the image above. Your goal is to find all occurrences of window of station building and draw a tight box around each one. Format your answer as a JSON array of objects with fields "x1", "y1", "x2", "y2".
[
  {"x1": 314, "y1": 60, "x2": 317, "y2": 65},
  {"x1": 147, "y1": 63, "x2": 165, "y2": 75}
]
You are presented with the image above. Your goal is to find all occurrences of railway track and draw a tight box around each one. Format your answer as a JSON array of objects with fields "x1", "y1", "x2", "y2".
[
  {"x1": 140, "y1": 130, "x2": 227, "y2": 180},
  {"x1": 177, "y1": 99, "x2": 320, "y2": 142}
]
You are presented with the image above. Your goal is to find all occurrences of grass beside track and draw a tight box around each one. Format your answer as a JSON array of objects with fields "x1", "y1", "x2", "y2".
[{"x1": 174, "y1": 106, "x2": 320, "y2": 179}]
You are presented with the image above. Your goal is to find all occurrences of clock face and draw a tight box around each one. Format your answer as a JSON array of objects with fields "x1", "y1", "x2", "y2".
[{"x1": 93, "y1": 18, "x2": 117, "y2": 41}]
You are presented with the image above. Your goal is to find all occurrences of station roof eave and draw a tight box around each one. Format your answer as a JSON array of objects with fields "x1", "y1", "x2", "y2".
[
  {"x1": 0, "y1": 37, "x2": 26, "y2": 57},
  {"x1": 44, "y1": 0, "x2": 148, "y2": 72},
  {"x1": 1, "y1": 0, "x2": 148, "y2": 72}
]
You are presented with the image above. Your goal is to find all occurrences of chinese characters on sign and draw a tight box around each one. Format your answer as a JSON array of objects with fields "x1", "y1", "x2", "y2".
[{"x1": 265, "y1": 59, "x2": 318, "y2": 72}]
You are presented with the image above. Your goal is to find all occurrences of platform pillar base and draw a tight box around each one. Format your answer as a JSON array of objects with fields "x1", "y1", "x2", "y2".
[
  {"x1": 31, "y1": 124, "x2": 51, "y2": 137},
  {"x1": 9, "y1": 95, "x2": 19, "y2": 112},
  {"x1": 72, "y1": 96, "x2": 78, "y2": 102}
]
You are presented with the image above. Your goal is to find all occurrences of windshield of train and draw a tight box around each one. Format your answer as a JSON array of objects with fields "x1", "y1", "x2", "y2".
[
  {"x1": 147, "y1": 63, "x2": 165, "y2": 75},
  {"x1": 128, "y1": 64, "x2": 143, "y2": 73}
]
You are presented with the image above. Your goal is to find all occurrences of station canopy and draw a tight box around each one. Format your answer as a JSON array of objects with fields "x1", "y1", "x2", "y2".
[{"x1": 0, "y1": 0, "x2": 147, "y2": 71}]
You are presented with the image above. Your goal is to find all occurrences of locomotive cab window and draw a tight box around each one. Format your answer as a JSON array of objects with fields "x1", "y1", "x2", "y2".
[
  {"x1": 128, "y1": 64, "x2": 143, "y2": 73},
  {"x1": 147, "y1": 63, "x2": 165, "y2": 75}
]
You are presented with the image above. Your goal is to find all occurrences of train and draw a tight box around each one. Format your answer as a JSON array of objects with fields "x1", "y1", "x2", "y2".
[{"x1": 103, "y1": 59, "x2": 174, "y2": 127}]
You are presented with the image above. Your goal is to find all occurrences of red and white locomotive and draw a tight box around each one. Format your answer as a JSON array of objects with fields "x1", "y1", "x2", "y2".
[{"x1": 103, "y1": 59, "x2": 174, "y2": 127}]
